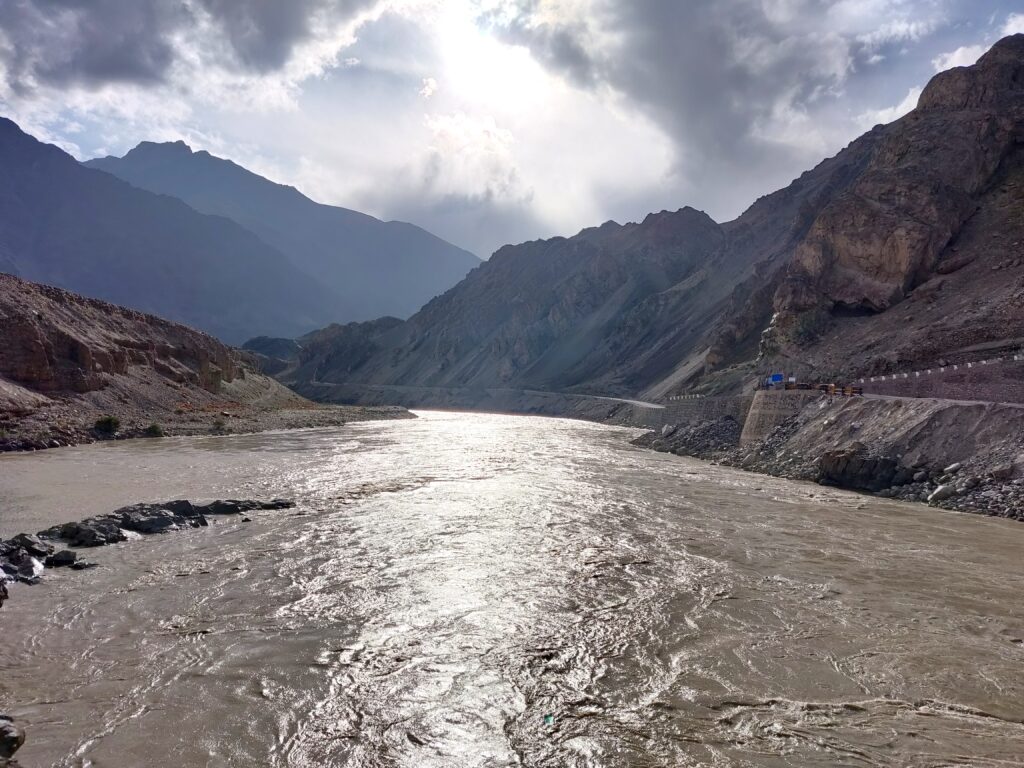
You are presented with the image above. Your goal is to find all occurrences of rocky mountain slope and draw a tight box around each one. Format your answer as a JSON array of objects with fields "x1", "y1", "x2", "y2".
[
  {"x1": 0, "y1": 273, "x2": 408, "y2": 451},
  {"x1": 757, "y1": 35, "x2": 1024, "y2": 382},
  {"x1": 278, "y1": 35, "x2": 1024, "y2": 407},
  {"x1": 87, "y1": 142, "x2": 480, "y2": 321},
  {"x1": 0, "y1": 118, "x2": 341, "y2": 343}
]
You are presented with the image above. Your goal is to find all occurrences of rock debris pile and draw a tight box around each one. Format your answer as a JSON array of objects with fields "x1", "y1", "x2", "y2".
[{"x1": 0, "y1": 498, "x2": 296, "y2": 606}]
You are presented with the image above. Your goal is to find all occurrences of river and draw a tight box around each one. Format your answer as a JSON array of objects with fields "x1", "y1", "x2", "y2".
[{"x1": 1, "y1": 411, "x2": 1022, "y2": 767}]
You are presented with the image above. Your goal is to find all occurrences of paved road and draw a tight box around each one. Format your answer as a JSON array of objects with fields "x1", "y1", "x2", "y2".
[{"x1": 308, "y1": 380, "x2": 667, "y2": 410}]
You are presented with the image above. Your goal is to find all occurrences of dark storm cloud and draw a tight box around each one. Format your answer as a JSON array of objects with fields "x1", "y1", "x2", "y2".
[
  {"x1": 0, "y1": 0, "x2": 186, "y2": 89},
  {"x1": 480, "y1": 0, "x2": 862, "y2": 217},
  {"x1": 0, "y1": 0, "x2": 375, "y2": 91},
  {"x1": 196, "y1": 0, "x2": 374, "y2": 72},
  {"x1": 479, "y1": 0, "x2": 1019, "y2": 220},
  {"x1": 479, "y1": 1, "x2": 597, "y2": 87}
]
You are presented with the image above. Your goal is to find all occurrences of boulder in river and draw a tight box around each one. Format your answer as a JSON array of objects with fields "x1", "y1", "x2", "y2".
[
  {"x1": 817, "y1": 444, "x2": 900, "y2": 492},
  {"x1": 7, "y1": 534, "x2": 53, "y2": 559},
  {"x1": 110, "y1": 503, "x2": 208, "y2": 534},
  {"x1": 195, "y1": 499, "x2": 294, "y2": 515},
  {"x1": 0, "y1": 549, "x2": 44, "y2": 584},
  {"x1": 40, "y1": 519, "x2": 128, "y2": 548},
  {"x1": 1, "y1": 498, "x2": 295, "y2": 614},
  {"x1": 0, "y1": 714, "x2": 25, "y2": 765},
  {"x1": 44, "y1": 550, "x2": 78, "y2": 568}
]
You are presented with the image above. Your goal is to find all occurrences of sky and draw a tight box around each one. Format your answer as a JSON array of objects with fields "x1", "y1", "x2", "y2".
[{"x1": 1, "y1": 1, "x2": 1022, "y2": 258}]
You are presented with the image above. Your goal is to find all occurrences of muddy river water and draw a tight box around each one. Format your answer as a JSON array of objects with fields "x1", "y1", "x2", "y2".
[{"x1": 1, "y1": 411, "x2": 1023, "y2": 767}]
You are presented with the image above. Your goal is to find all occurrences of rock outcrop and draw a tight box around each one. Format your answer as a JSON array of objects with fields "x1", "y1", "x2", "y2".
[
  {"x1": 0, "y1": 499, "x2": 296, "y2": 592},
  {"x1": 0, "y1": 273, "x2": 242, "y2": 397},
  {"x1": 816, "y1": 444, "x2": 906, "y2": 492},
  {"x1": 773, "y1": 35, "x2": 1024, "y2": 321}
]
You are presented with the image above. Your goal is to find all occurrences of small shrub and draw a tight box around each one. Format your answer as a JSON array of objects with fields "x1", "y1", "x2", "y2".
[
  {"x1": 211, "y1": 418, "x2": 227, "y2": 434},
  {"x1": 143, "y1": 423, "x2": 164, "y2": 438},
  {"x1": 94, "y1": 415, "x2": 120, "y2": 435}
]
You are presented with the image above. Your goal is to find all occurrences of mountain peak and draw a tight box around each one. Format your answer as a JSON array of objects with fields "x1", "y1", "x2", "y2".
[
  {"x1": 918, "y1": 33, "x2": 1024, "y2": 111},
  {"x1": 127, "y1": 139, "x2": 195, "y2": 157}
]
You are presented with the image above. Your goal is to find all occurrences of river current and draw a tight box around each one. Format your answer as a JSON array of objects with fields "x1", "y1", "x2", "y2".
[{"x1": 1, "y1": 411, "x2": 1022, "y2": 767}]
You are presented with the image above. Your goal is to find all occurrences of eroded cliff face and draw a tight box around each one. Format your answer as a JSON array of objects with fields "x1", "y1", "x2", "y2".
[
  {"x1": 0, "y1": 273, "x2": 373, "y2": 450},
  {"x1": 0, "y1": 274, "x2": 241, "y2": 398},
  {"x1": 772, "y1": 34, "x2": 1024, "y2": 328}
]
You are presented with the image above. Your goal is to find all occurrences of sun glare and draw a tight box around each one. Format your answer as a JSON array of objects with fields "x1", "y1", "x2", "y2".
[{"x1": 433, "y1": 2, "x2": 553, "y2": 112}]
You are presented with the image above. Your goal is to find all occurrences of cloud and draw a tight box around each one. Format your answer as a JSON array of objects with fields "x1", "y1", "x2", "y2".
[
  {"x1": 2, "y1": 0, "x2": 1018, "y2": 258},
  {"x1": 419, "y1": 76, "x2": 438, "y2": 98},
  {"x1": 932, "y1": 44, "x2": 986, "y2": 71},
  {"x1": 418, "y1": 112, "x2": 528, "y2": 203},
  {"x1": 0, "y1": 0, "x2": 380, "y2": 97},
  {"x1": 855, "y1": 18, "x2": 941, "y2": 49},
  {"x1": 857, "y1": 86, "x2": 922, "y2": 128},
  {"x1": 1003, "y1": 13, "x2": 1024, "y2": 35},
  {"x1": 474, "y1": 0, "x2": 943, "y2": 219}
]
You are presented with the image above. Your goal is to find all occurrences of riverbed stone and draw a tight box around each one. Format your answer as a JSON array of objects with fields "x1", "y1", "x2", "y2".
[
  {"x1": 0, "y1": 549, "x2": 44, "y2": 583},
  {"x1": 44, "y1": 550, "x2": 78, "y2": 567},
  {"x1": 991, "y1": 463, "x2": 1015, "y2": 481},
  {"x1": 928, "y1": 484, "x2": 958, "y2": 503},
  {"x1": 111, "y1": 504, "x2": 208, "y2": 534},
  {"x1": 45, "y1": 519, "x2": 128, "y2": 548},
  {"x1": 7, "y1": 534, "x2": 53, "y2": 559},
  {"x1": 197, "y1": 499, "x2": 259, "y2": 515},
  {"x1": 259, "y1": 499, "x2": 296, "y2": 510},
  {"x1": 0, "y1": 715, "x2": 24, "y2": 761}
]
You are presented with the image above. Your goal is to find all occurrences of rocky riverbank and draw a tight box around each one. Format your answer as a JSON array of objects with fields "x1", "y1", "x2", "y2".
[{"x1": 633, "y1": 397, "x2": 1024, "y2": 520}]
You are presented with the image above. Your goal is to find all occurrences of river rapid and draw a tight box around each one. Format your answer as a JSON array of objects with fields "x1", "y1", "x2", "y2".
[{"x1": 1, "y1": 411, "x2": 1022, "y2": 767}]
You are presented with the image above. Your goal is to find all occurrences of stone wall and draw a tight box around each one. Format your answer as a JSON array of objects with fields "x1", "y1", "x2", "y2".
[
  {"x1": 739, "y1": 390, "x2": 823, "y2": 446},
  {"x1": 659, "y1": 395, "x2": 754, "y2": 429},
  {"x1": 859, "y1": 358, "x2": 1024, "y2": 403}
]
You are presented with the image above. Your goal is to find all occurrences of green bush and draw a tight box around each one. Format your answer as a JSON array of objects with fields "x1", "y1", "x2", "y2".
[
  {"x1": 94, "y1": 415, "x2": 121, "y2": 435},
  {"x1": 143, "y1": 423, "x2": 164, "y2": 438},
  {"x1": 211, "y1": 418, "x2": 227, "y2": 434}
]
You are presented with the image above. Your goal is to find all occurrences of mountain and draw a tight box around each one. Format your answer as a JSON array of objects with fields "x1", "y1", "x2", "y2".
[
  {"x1": 86, "y1": 142, "x2": 481, "y2": 321},
  {"x1": 755, "y1": 33, "x2": 1024, "y2": 381},
  {"x1": 0, "y1": 272, "x2": 407, "y2": 451},
  {"x1": 277, "y1": 35, "x2": 1024, "y2": 405},
  {"x1": 0, "y1": 118, "x2": 342, "y2": 343}
]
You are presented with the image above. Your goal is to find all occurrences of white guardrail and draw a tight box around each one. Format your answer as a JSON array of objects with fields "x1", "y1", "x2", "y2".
[
  {"x1": 860, "y1": 354, "x2": 1024, "y2": 384},
  {"x1": 663, "y1": 353, "x2": 1024, "y2": 400}
]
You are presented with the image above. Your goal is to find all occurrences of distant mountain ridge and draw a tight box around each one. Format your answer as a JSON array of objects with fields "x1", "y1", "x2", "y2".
[
  {"x1": 277, "y1": 34, "x2": 1024, "y2": 405},
  {"x1": 0, "y1": 117, "x2": 343, "y2": 343},
  {"x1": 86, "y1": 142, "x2": 480, "y2": 322}
]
